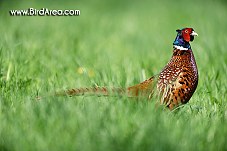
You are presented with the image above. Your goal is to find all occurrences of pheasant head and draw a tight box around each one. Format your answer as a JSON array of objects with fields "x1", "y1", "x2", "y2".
[{"x1": 173, "y1": 28, "x2": 198, "y2": 50}]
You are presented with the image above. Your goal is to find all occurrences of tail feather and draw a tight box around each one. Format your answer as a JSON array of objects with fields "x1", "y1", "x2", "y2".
[
  {"x1": 55, "y1": 87, "x2": 127, "y2": 97},
  {"x1": 54, "y1": 76, "x2": 156, "y2": 98},
  {"x1": 37, "y1": 76, "x2": 156, "y2": 100}
]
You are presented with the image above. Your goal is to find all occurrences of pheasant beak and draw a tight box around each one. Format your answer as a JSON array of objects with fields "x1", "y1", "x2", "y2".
[{"x1": 191, "y1": 31, "x2": 198, "y2": 36}]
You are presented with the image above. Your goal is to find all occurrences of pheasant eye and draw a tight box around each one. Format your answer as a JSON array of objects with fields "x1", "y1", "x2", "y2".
[{"x1": 185, "y1": 30, "x2": 188, "y2": 33}]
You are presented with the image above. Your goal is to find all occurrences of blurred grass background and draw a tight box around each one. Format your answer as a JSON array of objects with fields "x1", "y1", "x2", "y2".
[{"x1": 0, "y1": 0, "x2": 227, "y2": 151}]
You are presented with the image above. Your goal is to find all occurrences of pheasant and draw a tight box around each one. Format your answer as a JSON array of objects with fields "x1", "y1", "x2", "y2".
[{"x1": 54, "y1": 28, "x2": 198, "y2": 110}]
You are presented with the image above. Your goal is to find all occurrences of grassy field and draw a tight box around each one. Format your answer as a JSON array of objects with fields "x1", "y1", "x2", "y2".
[{"x1": 0, "y1": 0, "x2": 227, "y2": 151}]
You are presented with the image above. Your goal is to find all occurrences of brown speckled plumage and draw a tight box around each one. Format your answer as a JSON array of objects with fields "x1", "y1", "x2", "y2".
[
  {"x1": 126, "y1": 48, "x2": 198, "y2": 109},
  {"x1": 53, "y1": 27, "x2": 198, "y2": 110},
  {"x1": 157, "y1": 48, "x2": 198, "y2": 109}
]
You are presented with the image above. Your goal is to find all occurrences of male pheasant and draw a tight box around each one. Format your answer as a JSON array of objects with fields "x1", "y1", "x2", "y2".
[{"x1": 55, "y1": 28, "x2": 198, "y2": 110}]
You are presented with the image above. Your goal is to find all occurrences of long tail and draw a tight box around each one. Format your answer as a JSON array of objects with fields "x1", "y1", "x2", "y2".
[
  {"x1": 55, "y1": 78, "x2": 153, "y2": 97},
  {"x1": 36, "y1": 77, "x2": 155, "y2": 100},
  {"x1": 55, "y1": 87, "x2": 127, "y2": 97},
  {"x1": 54, "y1": 76, "x2": 156, "y2": 98},
  {"x1": 36, "y1": 76, "x2": 156, "y2": 100}
]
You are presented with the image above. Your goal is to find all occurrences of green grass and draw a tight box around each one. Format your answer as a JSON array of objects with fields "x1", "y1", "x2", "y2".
[{"x1": 1, "y1": 0, "x2": 227, "y2": 150}]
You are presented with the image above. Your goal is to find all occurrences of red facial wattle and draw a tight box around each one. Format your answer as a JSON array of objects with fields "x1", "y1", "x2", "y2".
[{"x1": 182, "y1": 28, "x2": 193, "y2": 42}]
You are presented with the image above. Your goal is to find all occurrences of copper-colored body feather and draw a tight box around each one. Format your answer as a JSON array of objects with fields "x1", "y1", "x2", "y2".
[{"x1": 157, "y1": 48, "x2": 198, "y2": 109}]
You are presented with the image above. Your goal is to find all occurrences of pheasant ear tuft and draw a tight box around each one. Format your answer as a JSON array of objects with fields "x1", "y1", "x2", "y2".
[{"x1": 176, "y1": 29, "x2": 181, "y2": 33}]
